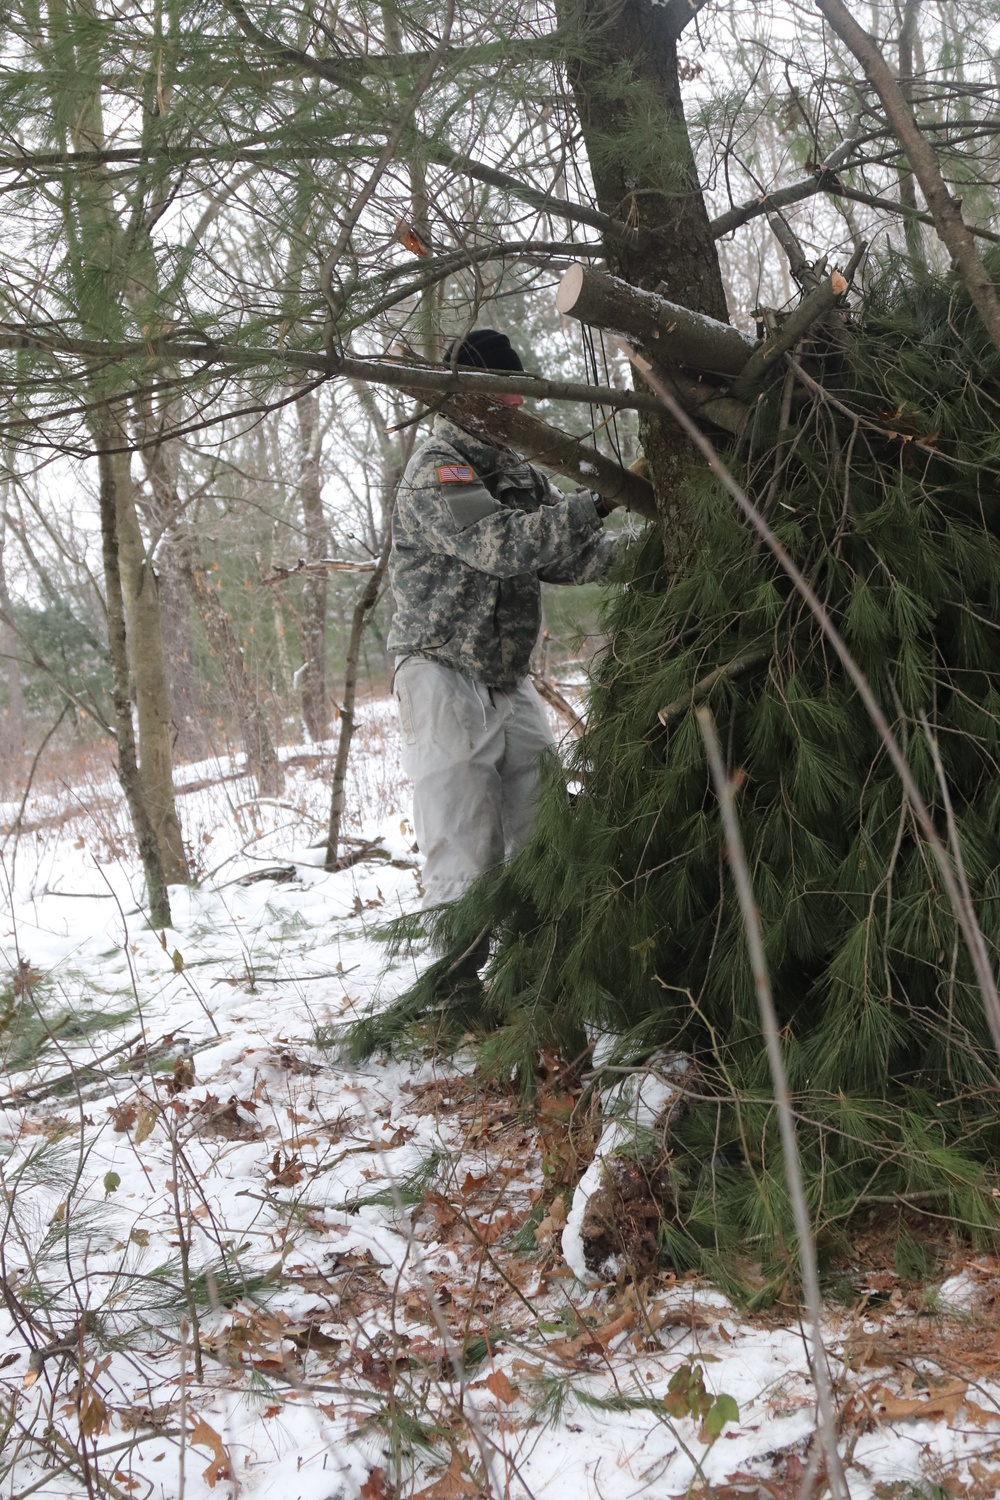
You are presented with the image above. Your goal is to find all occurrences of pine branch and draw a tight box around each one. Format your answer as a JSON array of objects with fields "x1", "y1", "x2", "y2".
[
  {"x1": 709, "y1": 168, "x2": 1000, "y2": 247},
  {"x1": 0, "y1": 328, "x2": 665, "y2": 413},
  {"x1": 656, "y1": 648, "x2": 771, "y2": 727},
  {"x1": 215, "y1": 0, "x2": 639, "y2": 249}
]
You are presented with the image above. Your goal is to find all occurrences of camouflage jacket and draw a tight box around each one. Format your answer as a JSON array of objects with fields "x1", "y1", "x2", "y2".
[{"x1": 387, "y1": 415, "x2": 618, "y2": 689}]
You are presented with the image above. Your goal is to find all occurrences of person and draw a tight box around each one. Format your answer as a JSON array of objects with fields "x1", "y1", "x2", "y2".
[{"x1": 386, "y1": 328, "x2": 621, "y2": 933}]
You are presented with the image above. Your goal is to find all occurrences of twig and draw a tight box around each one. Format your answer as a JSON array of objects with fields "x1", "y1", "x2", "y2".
[
  {"x1": 697, "y1": 707, "x2": 851, "y2": 1500},
  {"x1": 260, "y1": 557, "x2": 379, "y2": 586},
  {"x1": 530, "y1": 672, "x2": 584, "y2": 737},
  {"x1": 657, "y1": 648, "x2": 770, "y2": 727}
]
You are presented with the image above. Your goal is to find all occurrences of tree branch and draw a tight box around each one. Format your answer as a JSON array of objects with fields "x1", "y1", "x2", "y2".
[
  {"x1": 661, "y1": 0, "x2": 713, "y2": 42},
  {"x1": 0, "y1": 327, "x2": 665, "y2": 417},
  {"x1": 432, "y1": 396, "x2": 659, "y2": 517},
  {"x1": 815, "y1": 0, "x2": 1000, "y2": 354}
]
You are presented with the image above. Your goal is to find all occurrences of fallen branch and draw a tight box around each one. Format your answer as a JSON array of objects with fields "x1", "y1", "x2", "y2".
[
  {"x1": 435, "y1": 396, "x2": 659, "y2": 517},
  {"x1": 530, "y1": 672, "x2": 585, "y2": 737},
  {"x1": 260, "y1": 558, "x2": 378, "y2": 586},
  {"x1": 729, "y1": 264, "x2": 857, "y2": 403},
  {"x1": 557, "y1": 263, "x2": 756, "y2": 378}
]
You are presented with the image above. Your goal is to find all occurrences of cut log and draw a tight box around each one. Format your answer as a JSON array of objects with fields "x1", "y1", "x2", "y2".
[
  {"x1": 435, "y1": 394, "x2": 659, "y2": 519},
  {"x1": 557, "y1": 263, "x2": 756, "y2": 378}
]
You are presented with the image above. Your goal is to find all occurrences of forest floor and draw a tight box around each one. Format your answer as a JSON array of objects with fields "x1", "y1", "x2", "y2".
[{"x1": 2, "y1": 700, "x2": 1000, "y2": 1500}]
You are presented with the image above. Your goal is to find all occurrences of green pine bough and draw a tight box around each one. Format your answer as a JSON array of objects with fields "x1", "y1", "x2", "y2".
[{"x1": 351, "y1": 258, "x2": 1000, "y2": 1284}]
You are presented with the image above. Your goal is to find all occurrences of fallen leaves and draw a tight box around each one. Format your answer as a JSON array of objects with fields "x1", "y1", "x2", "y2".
[
  {"x1": 533, "y1": 1194, "x2": 567, "y2": 1249},
  {"x1": 484, "y1": 1369, "x2": 518, "y2": 1405},
  {"x1": 360, "y1": 1468, "x2": 392, "y2": 1499},
  {"x1": 189, "y1": 1417, "x2": 232, "y2": 1488},
  {"x1": 269, "y1": 1150, "x2": 305, "y2": 1186},
  {"x1": 872, "y1": 1379, "x2": 1000, "y2": 1428},
  {"x1": 411, "y1": 1452, "x2": 479, "y2": 1499},
  {"x1": 109, "y1": 1101, "x2": 137, "y2": 1132},
  {"x1": 191, "y1": 1094, "x2": 262, "y2": 1141}
]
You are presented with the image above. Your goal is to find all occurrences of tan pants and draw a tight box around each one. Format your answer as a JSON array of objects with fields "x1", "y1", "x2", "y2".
[{"x1": 394, "y1": 658, "x2": 556, "y2": 908}]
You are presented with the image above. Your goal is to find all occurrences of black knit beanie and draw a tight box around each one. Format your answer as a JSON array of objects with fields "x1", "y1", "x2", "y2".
[{"x1": 442, "y1": 328, "x2": 525, "y2": 373}]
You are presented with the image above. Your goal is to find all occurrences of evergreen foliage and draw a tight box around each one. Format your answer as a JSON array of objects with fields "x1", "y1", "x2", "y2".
[
  {"x1": 354, "y1": 259, "x2": 1000, "y2": 1273},
  {"x1": 12, "y1": 601, "x2": 111, "y2": 725}
]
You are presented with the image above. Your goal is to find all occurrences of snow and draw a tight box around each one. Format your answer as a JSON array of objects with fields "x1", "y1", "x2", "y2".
[{"x1": 2, "y1": 698, "x2": 1000, "y2": 1499}]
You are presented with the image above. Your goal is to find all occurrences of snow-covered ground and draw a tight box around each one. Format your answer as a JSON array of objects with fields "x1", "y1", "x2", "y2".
[{"x1": 2, "y1": 699, "x2": 1000, "y2": 1500}]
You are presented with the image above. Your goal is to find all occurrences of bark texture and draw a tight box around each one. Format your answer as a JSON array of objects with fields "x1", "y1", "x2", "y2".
[
  {"x1": 296, "y1": 390, "x2": 331, "y2": 743},
  {"x1": 325, "y1": 529, "x2": 392, "y2": 868},
  {"x1": 0, "y1": 510, "x2": 25, "y2": 778},
  {"x1": 105, "y1": 442, "x2": 189, "y2": 884},
  {"x1": 96, "y1": 444, "x2": 172, "y2": 928},
  {"x1": 176, "y1": 532, "x2": 285, "y2": 798},
  {"x1": 556, "y1": 0, "x2": 731, "y2": 547}
]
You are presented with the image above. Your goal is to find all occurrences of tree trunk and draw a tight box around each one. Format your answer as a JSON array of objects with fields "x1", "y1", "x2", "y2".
[
  {"x1": 175, "y1": 529, "x2": 285, "y2": 798},
  {"x1": 296, "y1": 390, "x2": 331, "y2": 742},
  {"x1": 108, "y1": 445, "x2": 188, "y2": 884},
  {"x1": 0, "y1": 510, "x2": 25, "y2": 777},
  {"x1": 556, "y1": 0, "x2": 731, "y2": 543},
  {"x1": 96, "y1": 443, "x2": 172, "y2": 929},
  {"x1": 325, "y1": 528, "x2": 392, "y2": 868},
  {"x1": 137, "y1": 433, "x2": 284, "y2": 797}
]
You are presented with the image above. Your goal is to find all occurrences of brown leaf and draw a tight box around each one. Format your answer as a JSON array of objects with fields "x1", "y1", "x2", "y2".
[
  {"x1": 169, "y1": 1056, "x2": 195, "y2": 1094},
  {"x1": 412, "y1": 1452, "x2": 479, "y2": 1499},
  {"x1": 874, "y1": 1380, "x2": 968, "y2": 1423},
  {"x1": 134, "y1": 1103, "x2": 158, "y2": 1145},
  {"x1": 109, "y1": 1102, "x2": 138, "y2": 1133},
  {"x1": 78, "y1": 1387, "x2": 109, "y2": 1438},
  {"x1": 360, "y1": 1467, "x2": 393, "y2": 1499},
  {"x1": 189, "y1": 1417, "x2": 231, "y2": 1488},
  {"x1": 394, "y1": 218, "x2": 432, "y2": 257},
  {"x1": 485, "y1": 1370, "x2": 518, "y2": 1405},
  {"x1": 269, "y1": 1151, "x2": 305, "y2": 1187},
  {"x1": 472, "y1": 1210, "x2": 515, "y2": 1245}
]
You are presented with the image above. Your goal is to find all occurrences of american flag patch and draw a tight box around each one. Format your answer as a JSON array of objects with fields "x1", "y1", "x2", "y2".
[{"x1": 437, "y1": 464, "x2": 476, "y2": 483}]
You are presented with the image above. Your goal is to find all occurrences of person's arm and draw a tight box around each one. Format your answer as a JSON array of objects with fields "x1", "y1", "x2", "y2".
[
  {"x1": 537, "y1": 529, "x2": 618, "y2": 585},
  {"x1": 398, "y1": 463, "x2": 606, "y2": 579}
]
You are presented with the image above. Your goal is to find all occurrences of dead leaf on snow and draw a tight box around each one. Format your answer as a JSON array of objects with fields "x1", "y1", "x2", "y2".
[
  {"x1": 109, "y1": 1101, "x2": 138, "y2": 1133},
  {"x1": 189, "y1": 1416, "x2": 232, "y2": 1488},
  {"x1": 411, "y1": 1451, "x2": 479, "y2": 1499},
  {"x1": 484, "y1": 1370, "x2": 518, "y2": 1405},
  {"x1": 360, "y1": 1466, "x2": 392, "y2": 1499},
  {"x1": 873, "y1": 1379, "x2": 968, "y2": 1423}
]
